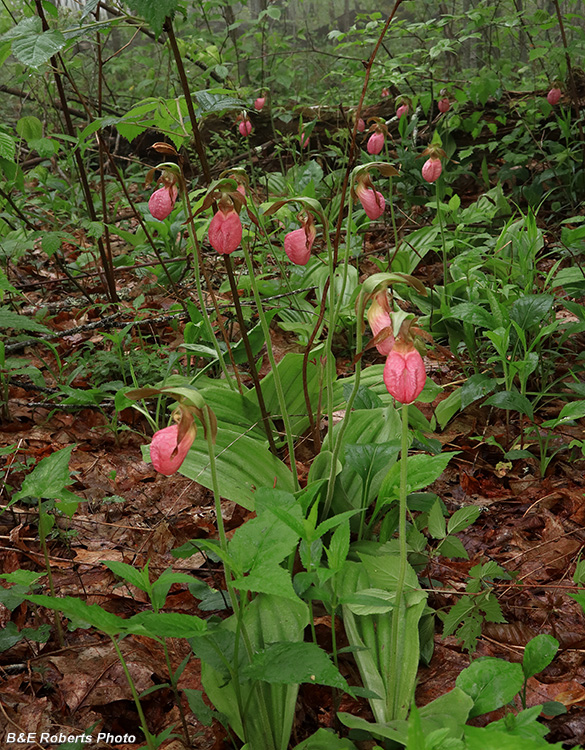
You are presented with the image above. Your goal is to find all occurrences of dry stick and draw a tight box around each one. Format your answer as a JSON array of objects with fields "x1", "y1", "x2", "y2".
[
  {"x1": 0, "y1": 184, "x2": 37, "y2": 230},
  {"x1": 551, "y1": 0, "x2": 585, "y2": 173},
  {"x1": 34, "y1": 0, "x2": 118, "y2": 304},
  {"x1": 302, "y1": 0, "x2": 404, "y2": 448},
  {"x1": 96, "y1": 11, "x2": 116, "y2": 309},
  {"x1": 97, "y1": 136, "x2": 187, "y2": 306},
  {"x1": 223, "y1": 256, "x2": 278, "y2": 454},
  {"x1": 164, "y1": 16, "x2": 213, "y2": 184}
]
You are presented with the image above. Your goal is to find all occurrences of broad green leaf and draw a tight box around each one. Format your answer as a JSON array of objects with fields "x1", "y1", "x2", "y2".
[
  {"x1": 12, "y1": 29, "x2": 66, "y2": 68},
  {"x1": 460, "y1": 374, "x2": 497, "y2": 409},
  {"x1": 102, "y1": 561, "x2": 149, "y2": 592},
  {"x1": 456, "y1": 658, "x2": 524, "y2": 718},
  {"x1": 183, "y1": 688, "x2": 216, "y2": 726},
  {"x1": 232, "y1": 562, "x2": 298, "y2": 600},
  {"x1": 293, "y1": 728, "x2": 358, "y2": 749},
  {"x1": 448, "y1": 303, "x2": 494, "y2": 329},
  {"x1": 378, "y1": 452, "x2": 456, "y2": 504},
  {"x1": 1, "y1": 306, "x2": 51, "y2": 334},
  {"x1": 124, "y1": 0, "x2": 179, "y2": 36},
  {"x1": 27, "y1": 595, "x2": 126, "y2": 636},
  {"x1": 448, "y1": 506, "x2": 481, "y2": 534},
  {"x1": 128, "y1": 611, "x2": 206, "y2": 638},
  {"x1": 240, "y1": 641, "x2": 350, "y2": 691},
  {"x1": 13, "y1": 445, "x2": 74, "y2": 501},
  {"x1": 510, "y1": 294, "x2": 553, "y2": 331},
  {"x1": 170, "y1": 427, "x2": 294, "y2": 510},
  {"x1": 436, "y1": 535, "x2": 469, "y2": 560},
  {"x1": 0, "y1": 132, "x2": 16, "y2": 161},
  {"x1": 16, "y1": 115, "x2": 42, "y2": 143},
  {"x1": 427, "y1": 499, "x2": 446, "y2": 539},
  {"x1": 522, "y1": 634, "x2": 559, "y2": 679},
  {"x1": 484, "y1": 390, "x2": 533, "y2": 419},
  {"x1": 229, "y1": 513, "x2": 300, "y2": 573}
]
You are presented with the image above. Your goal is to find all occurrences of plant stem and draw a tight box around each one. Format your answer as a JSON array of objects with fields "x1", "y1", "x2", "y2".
[
  {"x1": 37, "y1": 499, "x2": 64, "y2": 648},
  {"x1": 161, "y1": 643, "x2": 192, "y2": 747},
  {"x1": 110, "y1": 636, "x2": 155, "y2": 750},
  {"x1": 435, "y1": 181, "x2": 448, "y2": 303},
  {"x1": 223, "y1": 255, "x2": 278, "y2": 454},
  {"x1": 164, "y1": 17, "x2": 212, "y2": 184},
  {"x1": 242, "y1": 243, "x2": 299, "y2": 489},
  {"x1": 180, "y1": 181, "x2": 241, "y2": 391},
  {"x1": 388, "y1": 402, "x2": 409, "y2": 719},
  {"x1": 321, "y1": 287, "x2": 365, "y2": 519},
  {"x1": 202, "y1": 406, "x2": 239, "y2": 615}
]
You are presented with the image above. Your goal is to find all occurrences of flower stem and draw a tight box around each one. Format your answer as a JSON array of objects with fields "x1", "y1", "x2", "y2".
[
  {"x1": 388, "y1": 402, "x2": 409, "y2": 719},
  {"x1": 110, "y1": 636, "x2": 156, "y2": 750},
  {"x1": 241, "y1": 243, "x2": 299, "y2": 489}
]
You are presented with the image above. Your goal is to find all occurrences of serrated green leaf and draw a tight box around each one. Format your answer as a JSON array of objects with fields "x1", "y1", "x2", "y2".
[
  {"x1": 16, "y1": 115, "x2": 42, "y2": 143},
  {"x1": 437, "y1": 535, "x2": 469, "y2": 560},
  {"x1": 12, "y1": 29, "x2": 66, "y2": 68},
  {"x1": 102, "y1": 560, "x2": 149, "y2": 592},
  {"x1": 1, "y1": 306, "x2": 51, "y2": 334},
  {"x1": 128, "y1": 611, "x2": 206, "y2": 638},
  {"x1": 428, "y1": 499, "x2": 446, "y2": 539},
  {"x1": 522, "y1": 634, "x2": 559, "y2": 679},
  {"x1": 13, "y1": 445, "x2": 74, "y2": 501},
  {"x1": 27, "y1": 595, "x2": 126, "y2": 636},
  {"x1": 240, "y1": 641, "x2": 349, "y2": 691},
  {"x1": 0, "y1": 132, "x2": 16, "y2": 161},
  {"x1": 456, "y1": 658, "x2": 524, "y2": 717},
  {"x1": 448, "y1": 506, "x2": 481, "y2": 535},
  {"x1": 124, "y1": 0, "x2": 179, "y2": 36}
]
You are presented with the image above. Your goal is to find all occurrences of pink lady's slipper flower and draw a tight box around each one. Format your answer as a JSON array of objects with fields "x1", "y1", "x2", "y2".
[
  {"x1": 396, "y1": 103, "x2": 409, "y2": 119},
  {"x1": 438, "y1": 97, "x2": 450, "y2": 114},
  {"x1": 300, "y1": 131, "x2": 310, "y2": 148},
  {"x1": 254, "y1": 96, "x2": 265, "y2": 111},
  {"x1": 367, "y1": 130, "x2": 385, "y2": 155},
  {"x1": 547, "y1": 87, "x2": 561, "y2": 106},
  {"x1": 150, "y1": 424, "x2": 195, "y2": 476},
  {"x1": 209, "y1": 202, "x2": 243, "y2": 255},
  {"x1": 239, "y1": 118, "x2": 253, "y2": 136},
  {"x1": 355, "y1": 176, "x2": 385, "y2": 220},
  {"x1": 148, "y1": 185, "x2": 178, "y2": 221},
  {"x1": 381, "y1": 87, "x2": 390, "y2": 98},
  {"x1": 367, "y1": 293, "x2": 394, "y2": 356},
  {"x1": 422, "y1": 158, "x2": 442, "y2": 183},
  {"x1": 284, "y1": 215, "x2": 316, "y2": 266},
  {"x1": 357, "y1": 118, "x2": 366, "y2": 133},
  {"x1": 383, "y1": 341, "x2": 426, "y2": 404}
]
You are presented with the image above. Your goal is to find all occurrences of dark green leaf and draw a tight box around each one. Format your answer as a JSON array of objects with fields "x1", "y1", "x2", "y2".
[
  {"x1": 456, "y1": 658, "x2": 524, "y2": 717},
  {"x1": 13, "y1": 446, "x2": 74, "y2": 501},
  {"x1": 124, "y1": 0, "x2": 179, "y2": 36},
  {"x1": 522, "y1": 634, "x2": 559, "y2": 679},
  {"x1": 240, "y1": 641, "x2": 350, "y2": 691},
  {"x1": 484, "y1": 390, "x2": 533, "y2": 420},
  {"x1": 510, "y1": 295, "x2": 553, "y2": 331}
]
